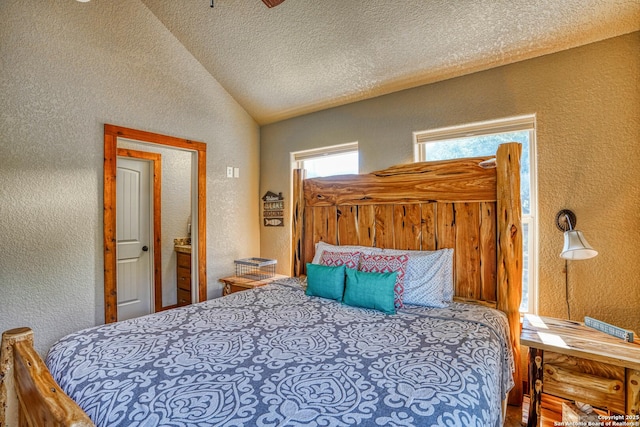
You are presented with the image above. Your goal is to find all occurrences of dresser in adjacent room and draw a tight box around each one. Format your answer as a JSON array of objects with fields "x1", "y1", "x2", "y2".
[{"x1": 175, "y1": 246, "x2": 191, "y2": 307}]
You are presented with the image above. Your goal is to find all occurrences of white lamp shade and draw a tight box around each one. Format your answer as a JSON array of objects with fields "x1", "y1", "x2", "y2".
[{"x1": 560, "y1": 230, "x2": 598, "y2": 260}]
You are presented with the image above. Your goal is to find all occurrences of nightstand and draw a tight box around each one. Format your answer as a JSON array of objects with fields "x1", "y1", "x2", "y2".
[
  {"x1": 219, "y1": 274, "x2": 289, "y2": 296},
  {"x1": 520, "y1": 314, "x2": 640, "y2": 426}
]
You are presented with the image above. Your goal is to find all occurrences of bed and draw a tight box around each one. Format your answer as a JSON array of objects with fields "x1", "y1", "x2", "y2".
[{"x1": 0, "y1": 142, "x2": 523, "y2": 426}]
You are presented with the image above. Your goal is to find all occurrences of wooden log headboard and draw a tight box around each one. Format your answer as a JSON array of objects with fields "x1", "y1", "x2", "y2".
[{"x1": 291, "y1": 142, "x2": 523, "y2": 404}]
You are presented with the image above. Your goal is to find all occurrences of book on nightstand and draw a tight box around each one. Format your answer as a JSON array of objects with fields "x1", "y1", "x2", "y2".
[{"x1": 583, "y1": 316, "x2": 634, "y2": 342}]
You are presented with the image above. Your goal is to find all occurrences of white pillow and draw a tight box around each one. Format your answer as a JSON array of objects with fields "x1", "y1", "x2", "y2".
[
  {"x1": 311, "y1": 241, "x2": 382, "y2": 265},
  {"x1": 382, "y1": 248, "x2": 454, "y2": 306}
]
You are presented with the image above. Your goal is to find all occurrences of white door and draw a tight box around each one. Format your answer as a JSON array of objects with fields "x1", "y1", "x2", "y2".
[{"x1": 116, "y1": 157, "x2": 153, "y2": 320}]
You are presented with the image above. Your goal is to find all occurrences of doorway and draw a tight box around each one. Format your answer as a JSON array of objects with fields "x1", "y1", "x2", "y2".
[
  {"x1": 104, "y1": 124, "x2": 207, "y2": 323},
  {"x1": 116, "y1": 149, "x2": 162, "y2": 320}
]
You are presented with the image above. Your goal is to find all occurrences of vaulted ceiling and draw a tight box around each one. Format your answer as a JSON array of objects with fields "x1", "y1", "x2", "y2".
[{"x1": 140, "y1": 0, "x2": 640, "y2": 125}]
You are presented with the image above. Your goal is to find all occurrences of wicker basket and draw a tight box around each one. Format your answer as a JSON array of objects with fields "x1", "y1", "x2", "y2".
[{"x1": 234, "y1": 258, "x2": 277, "y2": 280}]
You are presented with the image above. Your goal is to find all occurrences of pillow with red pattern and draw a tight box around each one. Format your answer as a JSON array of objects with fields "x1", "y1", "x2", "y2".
[
  {"x1": 358, "y1": 253, "x2": 409, "y2": 308},
  {"x1": 319, "y1": 250, "x2": 361, "y2": 269},
  {"x1": 311, "y1": 241, "x2": 382, "y2": 265}
]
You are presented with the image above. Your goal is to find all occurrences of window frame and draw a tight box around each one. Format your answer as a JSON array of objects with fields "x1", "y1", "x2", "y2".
[
  {"x1": 291, "y1": 142, "x2": 359, "y2": 178},
  {"x1": 413, "y1": 115, "x2": 538, "y2": 314}
]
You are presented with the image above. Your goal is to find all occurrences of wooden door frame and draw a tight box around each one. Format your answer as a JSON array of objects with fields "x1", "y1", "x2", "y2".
[
  {"x1": 116, "y1": 148, "x2": 163, "y2": 313},
  {"x1": 104, "y1": 124, "x2": 207, "y2": 323}
]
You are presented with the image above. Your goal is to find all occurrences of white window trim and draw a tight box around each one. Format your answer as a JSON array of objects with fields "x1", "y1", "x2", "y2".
[
  {"x1": 291, "y1": 141, "x2": 359, "y2": 171},
  {"x1": 413, "y1": 115, "x2": 538, "y2": 314}
]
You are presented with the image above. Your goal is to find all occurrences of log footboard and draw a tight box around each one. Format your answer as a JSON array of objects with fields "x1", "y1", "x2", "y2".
[{"x1": 0, "y1": 327, "x2": 93, "y2": 427}]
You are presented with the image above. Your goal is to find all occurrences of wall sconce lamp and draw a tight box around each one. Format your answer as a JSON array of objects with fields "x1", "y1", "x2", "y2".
[
  {"x1": 555, "y1": 209, "x2": 598, "y2": 319},
  {"x1": 555, "y1": 209, "x2": 598, "y2": 260}
]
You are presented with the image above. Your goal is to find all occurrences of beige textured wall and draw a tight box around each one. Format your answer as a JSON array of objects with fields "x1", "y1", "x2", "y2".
[
  {"x1": 260, "y1": 32, "x2": 640, "y2": 332},
  {"x1": 0, "y1": 0, "x2": 260, "y2": 353}
]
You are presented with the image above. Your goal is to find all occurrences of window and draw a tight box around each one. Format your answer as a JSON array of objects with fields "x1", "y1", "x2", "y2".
[
  {"x1": 414, "y1": 115, "x2": 537, "y2": 313},
  {"x1": 291, "y1": 142, "x2": 359, "y2": 178}
]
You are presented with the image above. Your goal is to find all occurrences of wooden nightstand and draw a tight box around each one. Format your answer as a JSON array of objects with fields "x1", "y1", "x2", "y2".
[
  {"x1": 219, "y1": 274, "x2": 289, "y2": 296},
  {"x1": 521, "y1": 314, "x2": 640, "y2": 426}
]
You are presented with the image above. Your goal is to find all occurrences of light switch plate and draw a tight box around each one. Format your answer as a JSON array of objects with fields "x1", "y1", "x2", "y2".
[
  {"x1": 226, "y1": 166, "x2": 233, "y2": 178},
  {"x1": 234, "y1": 167, "x2": 240, "y2": 178}
]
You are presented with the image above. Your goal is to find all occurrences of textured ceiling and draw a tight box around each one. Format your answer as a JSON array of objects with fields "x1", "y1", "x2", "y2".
[{"x1": 140, "y1": 0, "x2": 640, "y2": 125}]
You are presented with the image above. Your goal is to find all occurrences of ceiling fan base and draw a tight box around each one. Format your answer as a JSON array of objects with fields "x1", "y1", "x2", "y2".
[{"x1": 262, "y1": 0, "x2": 286, "y2": 7}]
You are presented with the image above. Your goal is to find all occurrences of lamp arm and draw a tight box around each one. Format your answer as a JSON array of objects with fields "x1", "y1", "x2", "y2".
[
  {"x1": 564, "y1": 214, "x2": 574, "y2": 231},
  {"x1": 564, "y1": 259, "x2": 571, "y2": 320}
]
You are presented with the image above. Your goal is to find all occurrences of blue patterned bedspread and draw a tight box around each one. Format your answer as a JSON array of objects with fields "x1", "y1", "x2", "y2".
[{"x1": 46, "y1": 279, "x2": 514, "y2": 427}]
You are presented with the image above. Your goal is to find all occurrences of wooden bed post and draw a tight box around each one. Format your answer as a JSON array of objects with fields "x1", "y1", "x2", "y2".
[
  {"x1": 291, "y1": 168, "x2": 306, "y2": 277},
  {"x1": 0, "y1": 328, "x2": 24, "y2": 426},
  {"x1": 0, "y1": 328, "x2": 94, "y2": 427},
  {"x1": 496, "y1": 142, "x2": 523, "y2": 406}
]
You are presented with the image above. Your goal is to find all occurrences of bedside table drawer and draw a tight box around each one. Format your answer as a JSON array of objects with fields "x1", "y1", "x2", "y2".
[{"x1": 543, "y1": 351, "x2": 625, "y2": 414}]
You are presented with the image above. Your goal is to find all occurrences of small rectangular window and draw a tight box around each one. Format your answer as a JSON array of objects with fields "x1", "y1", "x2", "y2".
[{"x1": 291, "y1": 142, "x2": 359, "y2": 178}]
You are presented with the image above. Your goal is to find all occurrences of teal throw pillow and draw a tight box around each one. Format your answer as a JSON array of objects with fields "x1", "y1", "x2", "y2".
[
  {"x1": 305, "y1": 263, "x2": 346, "y2": 301},
  {"x1": 343, "y1": 268, "x2": 397, "y2": 314}
]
